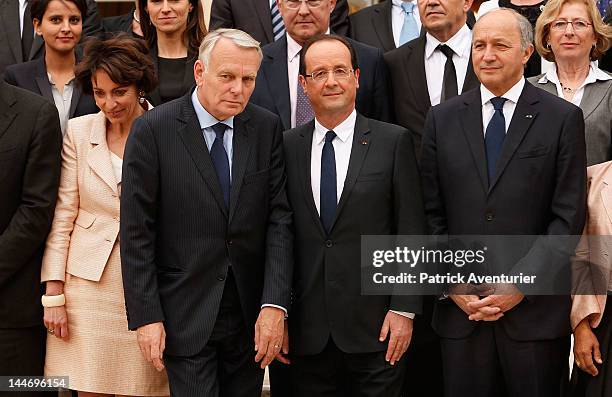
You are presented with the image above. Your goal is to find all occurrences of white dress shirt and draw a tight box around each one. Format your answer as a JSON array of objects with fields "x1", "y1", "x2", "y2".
[
  {"x1": 310, "y1": 109, "x2": 414, "y2": 319},
  {"x1": 480, "y1": 78, "x2": 525, "y2": 135},
  {"x1": 538, "y1": 62, "x2": 612, "y2": 107},
  {"x1": 286, "y1": 29, "x2": 330, "y2": 128},
  {"x1": 19, "y1": 0, "x2": 28, "y2": 38},
  {"x1": 424, "y1": 24, "x2": 472, "y2": 106},
  {"x1": 391, "y1": 0, "x2": 422, "y2": 48},
  {"x1": 48, "y1": 73, "x2": 75, "y2": 136}
]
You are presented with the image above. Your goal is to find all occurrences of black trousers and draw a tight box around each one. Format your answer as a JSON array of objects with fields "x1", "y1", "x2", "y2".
[
  {"x1": 441, "y1": 322, "x2": 570, "y2": 397},
  {"x1": 290, "y1": 338, "x2": 406, "y2": 397},
  {"x1": 164, "y1": 272, "x2": 264, "y2": 397},
  {"x1": 0, "y1": 325, "x2": 55, "y2": 397}
]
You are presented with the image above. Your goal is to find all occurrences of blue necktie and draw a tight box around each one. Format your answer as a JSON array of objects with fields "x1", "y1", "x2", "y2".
[
  {"x1": 296, "y1": 78, "x2": 314, "y2": 126},
  {"x1": 484, "y1": 97, "x2": 508, "y2": 184},
  {"x1": 399, "y1": 2, "x2": 419, "y2": 46},
  {"x1": 320, "y1": 130, "x2": 337, "y2": 234},
  {"x1": 271, "y1": 1, "x2": 285, "y2": 41},
  {"x1": 210, "y1": 123, "x2": 231, "y2": 207}
]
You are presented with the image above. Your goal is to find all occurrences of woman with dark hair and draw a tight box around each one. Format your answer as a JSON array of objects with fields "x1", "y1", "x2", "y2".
[
  {"x1": 137, "y1": 0, "x2": 207, "y2": 105},
  {"x1": 40, "y1": 35, "x2": 169, "y2": 396},
  {"x1": 4, "y1": 0, "x2": 98, "y2": 135}
]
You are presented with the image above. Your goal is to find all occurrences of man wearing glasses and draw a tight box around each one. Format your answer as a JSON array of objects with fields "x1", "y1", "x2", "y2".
[
  {"x1": 281, "y1": 33, "x2": 426, "y2": 396},
  {"x1": 250, "y1": 0, "x2": 394, "y2": 131}
]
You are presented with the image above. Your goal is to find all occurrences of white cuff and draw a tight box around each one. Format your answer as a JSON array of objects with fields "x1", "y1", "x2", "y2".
[{"x1": 390, "y1": 310, "x2": 415, "y2": 319}]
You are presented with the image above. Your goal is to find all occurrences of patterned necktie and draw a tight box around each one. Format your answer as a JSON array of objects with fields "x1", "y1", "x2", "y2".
[
  {"x1": 210, "y1": 123, "x2": 231, "y2": 207},
  {"x1": 22, "y1": 0, "x2": 33, "y2": 61},
  {"x1": 296, "y1": 79, "x2": 314, "y2": 126},
  {"x1": 484, "y1": 97, "x2": 508, "y2": 184},
  {"x1": 399, "y1": 2, "x2": 419, "y2": 46},
  {"x1": 320, "y1": 130, "x2": 337, "y2": 234},
  {"x1": 438, "y1": 44, "x2": 458, "y2": 102},
  {"x1": 271, "y1": 1, "x2": 285, "y2": 41}
]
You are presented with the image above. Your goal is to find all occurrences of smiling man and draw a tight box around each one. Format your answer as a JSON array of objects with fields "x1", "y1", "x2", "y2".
[
  {"x1": 282, "y1": 34, "x2": 425, "y2": 397},
  {"x1": 121, "y1": 28, "x2": 293, "y2": 397}
]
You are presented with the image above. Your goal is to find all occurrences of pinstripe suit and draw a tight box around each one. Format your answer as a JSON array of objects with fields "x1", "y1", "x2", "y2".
[{"x1": 120, "y1": 90, "x2": 293, "y2": 396}]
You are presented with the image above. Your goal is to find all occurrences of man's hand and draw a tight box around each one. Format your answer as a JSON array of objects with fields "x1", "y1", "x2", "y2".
[
  {"x1": 254, "y1": 307, "x2": 285, "y2": 368},
  {"x1": 449, "y1": 294, "x2": 504, "y2": 321},
  {"x1": 574, "y1": 318, "x2": 602, "y2": 376},
  {"x1": 137, "y1": 322, "x2": 166, "y2": 371},
  {"x1": 274, "y1": 320, "x2": 290, "y2": 365},
  {"x1": 379, "y1": 311, "x2": 413, "y2": 365},
  {"x1": 467, "y1": 286, "x2": 523, "y2": 321}
]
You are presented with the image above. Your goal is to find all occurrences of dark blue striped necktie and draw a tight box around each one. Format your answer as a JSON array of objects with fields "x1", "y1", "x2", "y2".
[
  {"x1": 485, "y1": 97, "x2": 508, "y2": 184},
  {"x1": 271, "y1": 1, "x2": 285, "y2": 41},
  {"x1": 320, "y1": 130, "x2": 337, "y2": 234},
  {"x1": 210, "y1": 123, "x2": 230, "y2": 207}
]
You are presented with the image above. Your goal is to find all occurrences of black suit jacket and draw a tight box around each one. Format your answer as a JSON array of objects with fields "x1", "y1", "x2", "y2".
[
  {"x1": 384, "y1": 33, "x2": 479, "y2": 155},
  {"x1": 421, "y1": 82, "x2": 587, "y2": 341},
  {"x1": 210, "y1": 0, "x2": 349, "y2": 45},
  {"x1": 600, "y1": 5, "x2": 612, "y2": 73},
  {"x1": 4, "y1": 56, "x2": 99, "y2": 119},
  {"x1": 0, "y1": 0, "x2": 102, "y2": 75},
  {"x1": 283, "y1": 113, "x2": 425, "y2": 355},
  {"x1": 0, "y1": 81, "x2": 62, "y2": 328},
  {"x1": 121, "y1": 92, "x2": 293, "y2": 357},
  {"x1": 147, "y1": 46, "x2": 196, "y2": 106},
  {"x1": 251, "y1": 35, "x2": 393, "y2": 130},
  {"x1": 349, "y1": 1, "x2": 476, "y2": 53}
]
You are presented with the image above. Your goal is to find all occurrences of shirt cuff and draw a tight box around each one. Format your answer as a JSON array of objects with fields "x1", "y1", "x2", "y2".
[
  {"x1": 390, "y1": 310, "x2": 415, "y2": 319},
  {"x1": 261, "y1": 304, "x2": 288, "y2": 318}
]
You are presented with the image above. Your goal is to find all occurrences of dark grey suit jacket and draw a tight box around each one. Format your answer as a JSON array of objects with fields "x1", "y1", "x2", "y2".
[
  {"x1": 284, "y1": 113, "x2": 425, "y2": 355},
  {"x1": 121, "y1": 92, "x2": 293, "y2": 356},
  {"x1": 528, "y1": 73, "x2": 612, "y2": 166},
  {"x1": 0, "y1": 0, "x2": 102, "y2": 75},
  {"x1": 0, "y1": 81, "x2": 62, "y2": 328},
  {"x1": 384, "y1": 32, "x2": 479, "y2": 156},
  {"x1": 210, "y1": 0, "x2": 350, "y2": 45}
]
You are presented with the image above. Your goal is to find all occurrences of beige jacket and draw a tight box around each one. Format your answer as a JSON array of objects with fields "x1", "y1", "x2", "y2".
[
  {"x1": 571, "y1": 161, "x2": 612, "y2": 329},
  {"x1": 41, "y1": 112, "x2": 120, "y2": 283}
]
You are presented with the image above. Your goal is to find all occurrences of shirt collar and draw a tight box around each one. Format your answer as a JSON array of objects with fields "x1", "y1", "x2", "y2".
[
  {"x1": 392, "y1": 0, "x2": 416, "y2": 8},
  {"x1": 314, "y1": 109, "x2": 357, "y2": 144},
  {"x1": 425, "y1": 24, "x2": 472, "y2": 60},
  {"x1": 480, "y1": 77, "x2": 525, "y2": 106},
  {"x1": 287, "y1": 28, "x2": 332, "y2": 63},
  {"x1": 191, "y1": 88, "x2": 234, "y2": 130},
  {"x1": 47, "y1": 73, "x2": 75, "y2": 87},
  {"x1": 539, "y1": 61, "x2": 612, "y2": 86}
]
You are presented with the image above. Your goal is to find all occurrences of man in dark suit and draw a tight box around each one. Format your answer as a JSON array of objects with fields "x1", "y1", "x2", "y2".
[
  {"x1": 250, "y1": 0, "x2": 393, "y2": 131},
  {"x1": 384, "y1": 0, "x2": 479, "y2": 156},
  {"x1": 210, "y1": 0, "x2": 349, "y2": 46},
  {"x1": 600, "y1": 4, "x2": 612, "y2": 73},
  {"x1": 349, "y1": 0, "x2": 476, "y2": 53},
  {"x1": 421, "y1": 9, "x2": 586, "y2": 397},
  {"x1": 101, "y1": 0, "x2": 142, "y2": 37},
  {"x1": 0, "y1": 81, "x2": 62, "y2": 393},
  {"x1": 281, "y1": 33, "x2": 425, "y2": 397},
  {"x1": 121, "y1": 29, "x2": 292, "y2": 397}
]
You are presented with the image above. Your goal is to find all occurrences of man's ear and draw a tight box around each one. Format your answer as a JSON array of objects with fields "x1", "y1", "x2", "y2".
[{"x1": 298, "y1": 74, "x2": 308, "y2": 94}]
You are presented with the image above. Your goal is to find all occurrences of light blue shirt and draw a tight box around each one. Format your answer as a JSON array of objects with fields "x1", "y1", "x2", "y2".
[{"x1": 191, "y1": 89, "x2": 234, "y2": 180}]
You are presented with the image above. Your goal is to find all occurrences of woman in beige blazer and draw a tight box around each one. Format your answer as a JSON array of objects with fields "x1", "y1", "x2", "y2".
[
  {"x1": 40, "y1": 35, "x2": 168, "y2": 396},
  {"x1": 571, "y1": 161, "x2": 612, "y2": 397}
]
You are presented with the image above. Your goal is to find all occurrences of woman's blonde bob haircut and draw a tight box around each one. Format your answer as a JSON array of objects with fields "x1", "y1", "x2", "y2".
[{"x1": 534, "y1": 0, "x2": 612, "y2": 62}]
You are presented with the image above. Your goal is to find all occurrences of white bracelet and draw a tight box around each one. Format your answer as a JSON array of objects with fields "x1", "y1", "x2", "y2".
[{"x1": 41, "y1": 294, "x2": 66, "y2": 307}]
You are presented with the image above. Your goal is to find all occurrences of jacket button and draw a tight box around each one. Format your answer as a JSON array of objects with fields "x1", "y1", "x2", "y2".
[
  {"x1": 325, "y1": 240, "x2": 333, "y2": 248},
  {"x1": 217, "y1": 274, "x2": 226, "y2": 281},
  {"x1": 227, "y1": 240, "x2": 233, "y2": 246},
  {"x1": 485, "y1": 212, "x2": 494, "y2": 221}
]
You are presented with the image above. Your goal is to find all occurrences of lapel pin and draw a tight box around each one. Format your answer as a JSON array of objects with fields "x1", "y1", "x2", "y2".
[
  {"x1": 525, "y1": 114, "x2": 533, "y2": 119},
  {"x1": 361, "y1": 140, "x2": 368, "y2": 145}
]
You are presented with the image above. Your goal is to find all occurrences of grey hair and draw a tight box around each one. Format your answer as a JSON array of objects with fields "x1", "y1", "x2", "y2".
[
  {"x1": 477, "y1": 8, "x2": 534, "y2": 51},
  {"x1": 198, "y1": 28, "x2": 263, "y2": 71}
]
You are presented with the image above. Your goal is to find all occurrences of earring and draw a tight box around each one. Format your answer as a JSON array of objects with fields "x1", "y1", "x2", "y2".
[{"x1": 138, "y1": 90, "x2": 146, "y2": 104}]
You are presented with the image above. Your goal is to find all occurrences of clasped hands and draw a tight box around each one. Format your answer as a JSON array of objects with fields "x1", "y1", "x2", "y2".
[{"x1": 449, "y1": 283, "x2": 524, "y2": 321}]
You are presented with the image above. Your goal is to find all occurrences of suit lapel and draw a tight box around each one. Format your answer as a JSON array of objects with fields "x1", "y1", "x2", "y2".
[
  {"x1": 489, "y1": 82, "x2": 539, "y2": 191},
  {"x1": 262, "y1": 38, "x2": 291, "y2": 129},
  {"x1": 459, "y1": 88, "x2": 488, "y2": 194},
  {"x1": 580, "y1": 80, "x2": 612, "y2": 120},
  {"x1": 228, "y1": 110, "x2": 252, "y2": 222},
  {"x1": 87, "y1": 113, "x2": 119, "y2": 195},
  {"x1": 1, "y1": 0, "x2": 23, "y2": 62},
  {"x1": 407, "y1": 37, "x2": 432, "y2": 112},
  {"x1": 29, "y1": 35, "x2": 44, "y2": 61},
  {"x1": 148, "y1": 47, "x2": 163, "y2": 105},
  {"x1": 254, "y1": 0, "x2": 273, "y2": 43},
  {"x1": 34, "y1": 57, "x2": 54, "y2": 102},
  {"x1": 297, "y1": 121, "x2": 326, "y2": 236},
  {"x1": 176, "y1": 94, "x2": 228, "y2": 216},
  {"x1": 372, "y1": 1, "x2": 395, "y2": 52},
  {"x1": 69, "y1": 86, "x2": 83, "y2": 118},
  {"x1": 0, "y1": 83, "x2": 17, "y2": 144},
  {"x1": 329, "y1": 114, "x2": 371, "y2": 232}
]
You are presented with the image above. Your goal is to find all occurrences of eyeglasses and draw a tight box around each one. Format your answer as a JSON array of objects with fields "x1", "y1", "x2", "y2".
[
  {"x1": 550, "y1": 19, "x2": 592, "y2": 31},
  {"x1": 283, "y1": 0, "x2": 324, "y2": 10},
  {"x1": 304, "y1": 68, "x2": 354, "y2": 82}
]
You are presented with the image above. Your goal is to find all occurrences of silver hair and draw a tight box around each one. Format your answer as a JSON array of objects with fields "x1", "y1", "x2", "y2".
[
  {"x1": 477, "y1": 8, "x2": 534, "y2": 51},
  {"x1": 198, "y1": 28, "x2": 263, "y2": 70}
]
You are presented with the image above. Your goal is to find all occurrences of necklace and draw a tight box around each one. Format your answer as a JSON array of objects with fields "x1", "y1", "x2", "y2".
[{"x1": 133, "y1": 10, "x2": 140, "y2": 24}]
